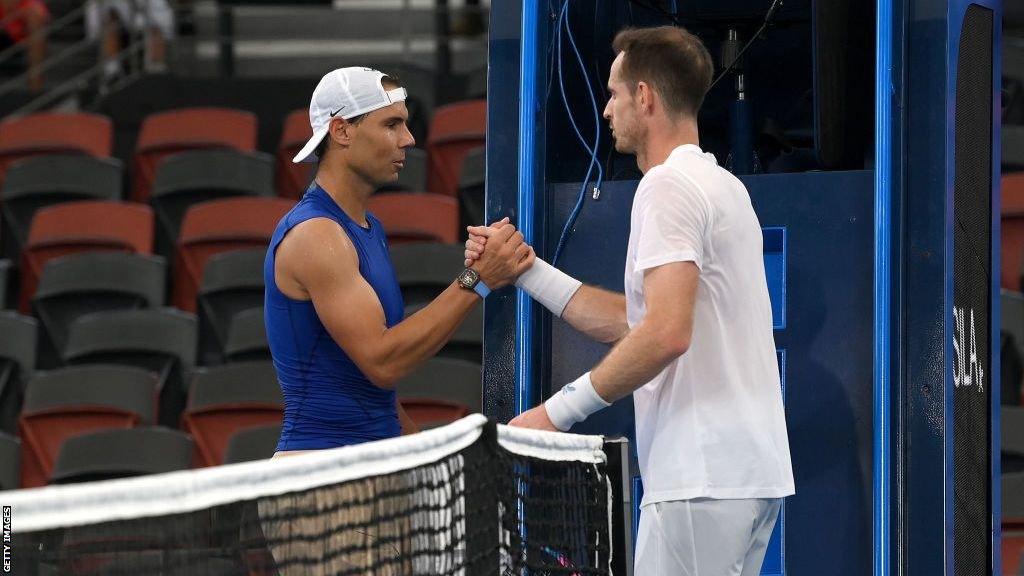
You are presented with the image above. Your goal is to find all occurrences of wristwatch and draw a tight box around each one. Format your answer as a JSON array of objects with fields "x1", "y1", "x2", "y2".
[{"x1": 456, "y1": 268, "x2": 491, "y2": 298}]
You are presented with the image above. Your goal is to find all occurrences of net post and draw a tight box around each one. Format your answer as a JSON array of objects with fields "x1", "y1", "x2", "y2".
[
  {"x1": 603, "y1": 437, "x2": 632, "y2": 576},
  {"x1": 464, "y1": 419, "x2": 501, "y2": 575}
]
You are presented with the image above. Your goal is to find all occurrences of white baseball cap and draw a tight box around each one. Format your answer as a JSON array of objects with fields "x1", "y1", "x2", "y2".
[{"x1": 292, "y1": 67, "x2": 408, "y2": 164}]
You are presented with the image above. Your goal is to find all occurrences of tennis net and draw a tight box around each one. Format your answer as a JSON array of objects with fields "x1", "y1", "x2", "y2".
[{"x1": 3, "y1": 414, "x2": 611, "y2": 575}]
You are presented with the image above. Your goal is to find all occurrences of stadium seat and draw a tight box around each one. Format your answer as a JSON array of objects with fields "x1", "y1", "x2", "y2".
[
  {"x1": 151, "y1": 150, "x2": 275, "y2": 258},
  {"x1": 132, "y1": 107, "x2": 258, "y2": 202},
  {"x1": 223, "y1": 307, "x2": 269, "y2": 363},
  {"x1": 19, "y1": 201, "x2": 154, "y2": 313},
  {"x1": 173, "y1": 197, "x2": 293, "y2": 312},
  {"x1": 378, "y1": 147, "x2": 428, "y2": 194},
  {"x1": 277, "y1": 109, "x2": 314, "y2": 200},
  {"x1": 367, "y1": 192, "x2": 459, "y2": 244},
  {"x1": 405, "y1": 302, "x2": 482, "y2": 363},
  {"x1": 223, "y1": 423, "x2": 282, "y2": 464},
  {"x1": 198, "y1": 249, "x2": 265, "y2": 366},
  {"x1": 1006, "y1": 407, "x2": 1024, "y2": 473},
  {"x1": 458, "y1": 146, "x2": 486, "y2": 228},
  {"x1": 399, "y1": 399, "x2": 471, "y2": 430},
  {"x1": 1004, "y1": 472, "x2": 1024, "y2": 574},
  {"x1": 0, "y1": 431, "x2": 19, "y2": 490},
  {"x1": 32, "y1": 253, "x2": 166, "y2": 369},
  {"x1": 0, "y1": 258, "x2": 9, "y2": 308},
  {"x1": 1003, "y1": 172, "x2": 1024, "y2": 290},
  {"x1": 390, "y1": 242, "x2": 464, "y2": 305},
  {"x1": 50, "y1": 427, "x2": 193, "y2": 484},
  {"x1": 396, "y1": 357, "x2": 481, "y2": 428},
  {"x1": 0, "y1": 113, "x2": 113, "y2": 184},
  {"x1": 182, "y1": 361, "x2": 282, "y2": 467},
  {"x1": 0, "y1": 311, "x2": 36, "y2": 435},
  {"x1": 18, "y1": 365, "x2": 157, "y2": 488},
  {"x1": 62, "y1": 309, "x2": 196, "y2": 428},
  {"x1": 1, "y1": 155, "x2": 123, "y2": 262},
  {"x1": 425, "y1": 99, "x2": 486, "y2": 197}
]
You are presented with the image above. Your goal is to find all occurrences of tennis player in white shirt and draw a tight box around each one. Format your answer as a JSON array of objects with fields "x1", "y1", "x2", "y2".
[{"x1": 464, "y1": 25, "x2": 795, "y2": 576}]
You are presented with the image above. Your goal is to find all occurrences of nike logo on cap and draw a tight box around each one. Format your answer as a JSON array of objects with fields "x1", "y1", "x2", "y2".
[{"x1": 329, "y1": 105, "x2": 346, "y2": 117}]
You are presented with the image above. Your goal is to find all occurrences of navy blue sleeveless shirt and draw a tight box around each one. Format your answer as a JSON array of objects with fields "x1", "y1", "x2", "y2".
[{"x1": 265, "y1": 183, "x2": 404, "y2": 451}]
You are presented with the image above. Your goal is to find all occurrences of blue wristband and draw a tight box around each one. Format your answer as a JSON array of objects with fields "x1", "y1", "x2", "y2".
[{"x1": 473, "y1": 279, "x2": 491, "y2": 299}]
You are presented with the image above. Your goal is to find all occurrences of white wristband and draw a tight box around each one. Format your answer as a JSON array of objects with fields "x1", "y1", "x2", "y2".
[
  {"x1": 514, "y1": 257, "x2": 582, "y2": 317},
  {"x1": 544, "y1": 371, "x2": 611, "y2": 431}
]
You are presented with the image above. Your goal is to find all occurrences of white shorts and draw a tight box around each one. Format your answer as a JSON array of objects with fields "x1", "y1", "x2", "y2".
[
  {"x1": 85, "y1": 0, "x2": 176, "y2": 39},
  {"x1": 634, "y1": 497, "x2": 782, "y2": 576}
]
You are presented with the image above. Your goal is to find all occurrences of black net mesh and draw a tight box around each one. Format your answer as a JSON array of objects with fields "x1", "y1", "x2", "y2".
[
  {"x1": 952, "y1": 4, "x2": 993, "y2": 575},
  {"x1": 7, "y1": 420, "x2": 610, "y2": 576}
]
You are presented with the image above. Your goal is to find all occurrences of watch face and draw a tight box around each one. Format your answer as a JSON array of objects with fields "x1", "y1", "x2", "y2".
[{"x1": 458, "y1": 268, "x2": 479, "y2": 288}]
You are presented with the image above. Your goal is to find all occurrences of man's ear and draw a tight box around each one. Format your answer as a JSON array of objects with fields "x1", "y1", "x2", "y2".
[
  {"x1": 636, "y1": 81, "x2": 652, "y2": 114},
  {"x1": 330, "y1": 117, "x2": 353, "y2": 146}
]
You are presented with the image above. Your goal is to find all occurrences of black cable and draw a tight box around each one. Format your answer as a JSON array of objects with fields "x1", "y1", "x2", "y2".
[{"x1": 707, "y1": 0, "x2": 784, "y2": 91}]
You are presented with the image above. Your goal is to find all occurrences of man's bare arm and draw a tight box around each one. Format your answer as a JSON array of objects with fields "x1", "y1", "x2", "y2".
[{"x1": 277, "y1": 218, "x2": 532, "y2": 389}]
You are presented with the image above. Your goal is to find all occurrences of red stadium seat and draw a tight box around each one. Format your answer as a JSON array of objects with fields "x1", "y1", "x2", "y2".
[
  {"x1": 1003, "y1": 173, "x2": 1024, "y2": 290},
  {"x1": 17, "y1": 365, "x2": 156, "y2": 488},
  {"x1": 19, "y1": 201, "x2": 153, "y2": 313},
  {"x1": 367, "y1": 192, "x2": 459, "y2": 245},
  {"x1": 181, "y1": 362, "x2": 282, "y2": 467},
  {"x1": 425, "y1": 99, "x2": 486, "y2": 197},
  {"x1": 174, "y1": 197, "x2": 293, "y2": 312},
  {"x1": 399, "y1": 399, "x2": 471, "y2": 430},
  {"x1": 132, "y1": 107, "x2": 258, "y2": 202},
  {"x1": 0, "y1": 112, "x2": 112, "y2": 184},
  {"x1": 277, "y1": 109, "x2": 314, "y2": 200}
]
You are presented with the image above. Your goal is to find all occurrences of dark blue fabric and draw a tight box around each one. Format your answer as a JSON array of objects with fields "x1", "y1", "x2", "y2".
[{"x1": 264, "y1": 183, "x2": 404, "y2": 451}]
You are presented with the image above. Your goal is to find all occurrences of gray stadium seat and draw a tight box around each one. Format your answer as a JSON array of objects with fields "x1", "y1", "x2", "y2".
[
  {"x1": 183, "y1": 361, "x2": 282, "y2": 467},
  {"x1": 377, "y1": 147, "x2": 427, "y2": 193},
  {"x1": 457, "y1": 146, "x2": 486, "y2": 228},
  {"x1": 0, "y1": 311, "x2": 36, "y2": 434},
  {"x1": 389, "y1": 242, "x2": 464, "y2": 306},
  {"x1": 223, "y1": 307, "x2": 269, "y2": 363},
  {"x1": 0, "y1": 155, "x2": 123, "y2": 261},
  {"x1": 187, "y1": 361, "x2": 282, "y2": 410},
  {"x1": 405, "y1": 302, "x2": 482, "y2": 363},
  {"x1": 0, "y1": 431, "x2": 20, "y2": 490},
  {"x1": 397, "y1": 356, "x2": 481, "y2": 412},
  {"x1": 1006, "y1": 407, "x2": 1024, "y2": 474},
  {"x1": 198, "y1": 249, "x2": 265, "y2": 365},
  {"x1": 23, "y1": 365, "x2": 158, "y2": 425},
  {"x1": 0, "y1": 258, "x2": 10, "y2": 309},
  {"x1": 151, "y1": 150, "x2": 275, "y2": 258},
  {"x1": 223, "y1": 424, "x2": 282, "y2": 464},
  {"x1": 63, "y1": 309, "x2": 197, "y2": 427},
  {"x1": 32, "y1": 253, "x2": 166, "y2": 369},
  {"x1": 50, "y1": 427, "x2": 193, "y2": 484},
  {"x1": 1004, "y1": 472, "x2": 1024, "y2": 521},
  {"x1": 19, "y1": 365, "x2": 158, "y2": 488}
]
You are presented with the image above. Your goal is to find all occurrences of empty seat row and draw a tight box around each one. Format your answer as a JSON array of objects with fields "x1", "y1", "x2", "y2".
[
  {"x1": 0, "y1": 101, "x2": 485, "y2": 204},
  {"x1": 6, "y1": 191, "x2": 471, "y2": 313},
  {"x1": 2, "y1": 353, "x2": 483, "y2": 489}
]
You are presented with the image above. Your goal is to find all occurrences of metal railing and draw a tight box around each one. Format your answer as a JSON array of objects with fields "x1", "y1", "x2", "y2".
[{"x1": 0, "y1": 1, "x2": 189, "y2": 118}]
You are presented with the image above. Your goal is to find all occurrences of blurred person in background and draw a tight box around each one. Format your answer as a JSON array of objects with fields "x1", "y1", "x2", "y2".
[{"x1": 0, "y1": 0, "x2": 49, "y2": 91}]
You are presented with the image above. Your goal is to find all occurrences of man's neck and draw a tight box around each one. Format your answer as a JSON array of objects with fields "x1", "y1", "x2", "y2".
[
  {"x1": 314, "y1": 161, "x2": 375, "y2": 227},
  {"x1": 636, "y1": 117, "x2": 700, "y2": 174}
]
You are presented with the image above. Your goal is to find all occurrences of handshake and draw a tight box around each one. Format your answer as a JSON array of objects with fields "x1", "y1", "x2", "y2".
[{"x1": 460, "y1": 217, "x2": 535, "y2": 289}]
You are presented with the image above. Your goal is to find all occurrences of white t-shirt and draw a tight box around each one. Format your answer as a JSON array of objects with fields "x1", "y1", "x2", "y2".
[{"x1": 625, "y1": 144, "x2": 794, "y2": 506}]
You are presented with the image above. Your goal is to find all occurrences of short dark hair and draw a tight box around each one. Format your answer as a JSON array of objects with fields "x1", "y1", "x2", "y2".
[
  {"x1": 612, "y1": 26, "x2": 714, "y2": 119},
  {"x1": 315, "y1": 73, "x2": 403, "y2": 161}
]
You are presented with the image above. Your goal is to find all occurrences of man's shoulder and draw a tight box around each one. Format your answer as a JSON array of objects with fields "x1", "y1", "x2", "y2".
[{"x1": 278, "y1": 217, "x2": 356, "y2": 270}]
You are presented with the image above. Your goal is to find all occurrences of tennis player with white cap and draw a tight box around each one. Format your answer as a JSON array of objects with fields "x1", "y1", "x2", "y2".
[
  {"x1": 265, "y1": 67, "x2": 533, "y2": 455},
  {"x1": 259, "y1": 66, "x2": 533, "y2": 574}
]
